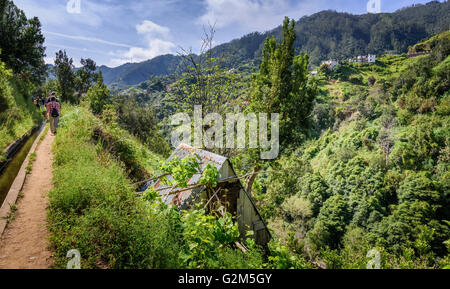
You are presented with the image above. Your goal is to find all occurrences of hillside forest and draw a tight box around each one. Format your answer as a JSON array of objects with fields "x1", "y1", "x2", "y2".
[{"x1": 0, "y1": 0, "x2": 449, "y2": 269}]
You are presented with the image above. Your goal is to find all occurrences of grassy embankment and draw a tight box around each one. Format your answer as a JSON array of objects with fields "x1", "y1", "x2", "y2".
[
  {"x1": 48, "y1": 105, "x2": 268, "y2": 269},
  {"x1": 47, "y1": 104, "x2": 175, "y2": 268},
  {"x1": 0, "y1": 61, "x2": 42, "y2": 161}
]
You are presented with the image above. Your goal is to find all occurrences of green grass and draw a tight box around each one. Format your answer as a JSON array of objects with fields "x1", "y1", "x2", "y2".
[
  {"x1": 98, "y1": 118, "x2": 162, "y2": 176},
  {"x1": 0, "y1": 63, "x2": 42, "y2": 156},
  {"x1": 38, "y1": 124, "x2": 50, "y2": 145},
  {"x1": 25, "y1": 152, "x2": 37, "y2": 175},
  {"x1": 48, "y1": 105, "x2": 182, "y2": 268},
  {"x1": 6, "y1": 203, "x2": 18, "y2": 224}
]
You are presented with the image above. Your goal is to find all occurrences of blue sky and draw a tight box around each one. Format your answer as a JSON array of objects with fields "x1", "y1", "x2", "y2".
[{"x1": 14, "y1": 0, "x2": 438, "y2": 67}]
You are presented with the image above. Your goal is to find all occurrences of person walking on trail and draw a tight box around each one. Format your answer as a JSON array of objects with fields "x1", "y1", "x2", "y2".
[
  {"x1": 32, "y1": 96, "x2": 41, "y2": 109},
  {"x1": 43, "y1": 96, "x2": 49, "y2": 118},
  {"x1": 46, "y1": 93, "x2": 61, "y2": 135},
  {"x1": 39, "y1": 98, "x2": 45, "y2": 113}
]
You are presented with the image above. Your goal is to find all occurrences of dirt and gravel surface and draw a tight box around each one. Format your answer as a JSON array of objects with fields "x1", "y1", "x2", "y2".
[{"x1": 0, "y1": 129, "x2": 54, "y2": 269}]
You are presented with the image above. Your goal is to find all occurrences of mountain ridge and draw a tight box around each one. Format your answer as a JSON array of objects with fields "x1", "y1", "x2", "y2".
[{"x1": 72, "y1": 1, "x2": 449, "y2": 88}]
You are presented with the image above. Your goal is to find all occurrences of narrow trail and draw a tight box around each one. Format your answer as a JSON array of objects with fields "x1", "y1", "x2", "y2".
[{"x1": 0, "y1": 129, "x2": 54, "y2": 269}]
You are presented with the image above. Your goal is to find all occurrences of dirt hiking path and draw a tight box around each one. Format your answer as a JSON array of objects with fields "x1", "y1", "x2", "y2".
[{"x1": 0, "y1": 129, "x2": 54, "y2": 269}]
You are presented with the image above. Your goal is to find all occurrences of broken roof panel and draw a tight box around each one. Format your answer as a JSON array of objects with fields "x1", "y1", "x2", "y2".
[
  {"x1": 139, "y1": 143, "x2": 228, "y2": 206},
  {"x1": 169, "y1": 143, "x2": 228, "y2": 167}
]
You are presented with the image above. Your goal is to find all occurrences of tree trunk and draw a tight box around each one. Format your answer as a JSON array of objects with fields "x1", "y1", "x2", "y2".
[{"x1": 245, "y1": 164, "x2": 261, "y2": 196}]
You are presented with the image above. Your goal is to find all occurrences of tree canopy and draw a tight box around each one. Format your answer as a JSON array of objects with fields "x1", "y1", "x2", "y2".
[{"x1": 0, "y1": 0, "x2": 46, "y2": 85}]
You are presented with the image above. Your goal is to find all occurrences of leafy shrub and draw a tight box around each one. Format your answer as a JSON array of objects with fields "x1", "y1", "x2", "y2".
[
  {"x1": 298, "y1": 172, "x2": 330, "y2": 215},
  {"x1": 397, "y1": 171, "x2": 441, "y2": 204},
  {"x1": 349, "y1": 75, "x2": 363, "y2": 85},
  {"x1": 86, "y1": 79, "x2": 111, "y2": 114},
  {"x1": 306, "y1": 195, "x2": 350, "y2": 250},
  {"x1": 281, "y1": 196, "x2": 313, "y2": 221},
  {"x1": 0, "y1": 60, "x2": 42, "y2": 153},
  {"x1": 267, "y1": 241, "x2": 311, "y2": 269},
  {"x1": 0, "y1": 61, "x2": 12, "y2": 113}
]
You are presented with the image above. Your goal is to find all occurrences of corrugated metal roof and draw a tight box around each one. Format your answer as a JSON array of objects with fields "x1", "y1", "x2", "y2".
[
  {"x1": 169, "y1": 143, "x2": 228, "y2": 167},
  {"x1": 139, "y1": 143, "x2": 272, "y2": 242},
  {"x1": 139, "y1": 143, "x2": 228, "y2": 206}
]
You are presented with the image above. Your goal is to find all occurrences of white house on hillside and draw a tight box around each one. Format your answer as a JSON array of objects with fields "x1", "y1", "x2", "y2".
[{"x1": 349, "y1": 54, "x2": 376, "y2": 63}]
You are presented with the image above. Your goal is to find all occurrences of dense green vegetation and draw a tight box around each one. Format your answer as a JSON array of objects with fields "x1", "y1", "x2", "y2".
[
  {"x1": 0, "y1": 0, "x2": 46, "y2": 85},
  {"x1": 246, "y1": 31, "x2": 450, "y2": 269},
  {"x1": 48, "y1": 18, "x2": 448, "y2": 269},
  {"x1": 0, "y1": 55, "x2": 42, "y2": 160},
  {"x1": 2, "y1": 0, "x2": 448, "y2": 270},
  {"x1": 48, "y1": 104, "x2": 312, "y2": 269},
  {"x1": 47, "y1": 50, "x2": 102, "y2": 104},
  {"x1": 0, "y1": 0, "x2": 46, "y2": 157},
  {"x1": 48, "y1": 105, "x2": 176, "y2": 268},
  {"x1": 249, "y1": 17, "x2": 317, "y2": 148}
]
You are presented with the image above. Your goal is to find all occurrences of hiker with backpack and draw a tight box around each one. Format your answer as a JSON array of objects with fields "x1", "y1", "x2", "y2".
[
  {"x1": 32, "y1": 96, "x2": 39, "y2": 108},
  {"x1": 39, "y1": 98, "x2": 45, "y2": 112},
  {"x1": 46, "y1": 92, "x2": 61, "y2": 135}
]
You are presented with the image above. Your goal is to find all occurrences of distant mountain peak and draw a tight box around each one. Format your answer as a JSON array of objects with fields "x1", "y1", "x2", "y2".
[{"x1": 97, "y1": 1, "x2": 449, "y2": 89}]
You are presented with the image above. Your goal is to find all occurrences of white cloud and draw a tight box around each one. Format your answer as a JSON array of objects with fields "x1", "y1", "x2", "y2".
[
  {"x1": 197, "y1": 0, "x2": 322, "y2": 31},
  {"x1": 44, "y1": 31, "x2": 133, "y2": 48},
  {"x1": 110, "y1": 39, "x2": 176, "y2": 66},
  {"x1": 136, "y1": 20, "x2": 171, "y2": 39},
  {"x1": 108, "y1": 20, "x2": 176, "y2": 67},
  {"x1": 44, "y1": 57, "x2": 54, "y2": 65},
  {"x1": 46, "y1": 42, "x2": 110, "y2": 57}
]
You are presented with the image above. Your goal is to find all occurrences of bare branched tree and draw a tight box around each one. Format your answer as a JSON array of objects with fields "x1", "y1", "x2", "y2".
[
  {"x1": 176, "y1": 23, "x2": 240, "y2": 115},
  {"x1": 378, "y1": 113, "x2": 397, "y2": 168}
]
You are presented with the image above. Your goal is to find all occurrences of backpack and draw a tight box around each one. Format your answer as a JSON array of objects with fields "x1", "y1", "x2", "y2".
[{"x1": 50, "y1": 103, "x2": 60, "y2": 117}]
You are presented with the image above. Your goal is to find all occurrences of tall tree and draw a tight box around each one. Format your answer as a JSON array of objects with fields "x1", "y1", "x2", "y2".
[
  {"x1": 75, "y1": 58, "x2": 98, "y2": 95},
  {"x1": 54, "y1": 50, "x2": 75, "y2": 103},
  {"x1": 0, "y1": 0, "x2": 46, "y2": 85},
  {"x1": 250, "y1": 16, "x2": 317, "y2": 149},
  {"x1": 244, "y1": 17, "x2": 318, "y2": 195},
  {"x1": 86, "y1": 72, "x2": 110, "y2": 115}
]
